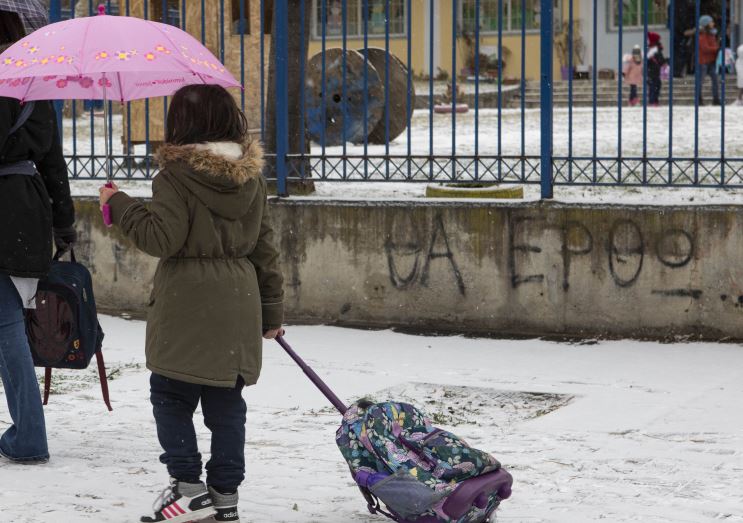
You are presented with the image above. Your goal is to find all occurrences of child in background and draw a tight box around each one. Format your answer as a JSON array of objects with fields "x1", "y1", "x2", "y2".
[
  {"x1": 623, "y1": 45, "x2": 643, "y2": 106},
  {"x1": 737, "y1": 44, "x2": 743, "y2": 105},
  {"x1": 647, "y1": 32, "x2": 666, "y2": 106}
]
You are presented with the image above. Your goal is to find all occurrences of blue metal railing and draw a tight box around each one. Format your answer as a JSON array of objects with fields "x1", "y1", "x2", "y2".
[{"x1": 47, "y1": 0, "x2": 742, "y2": 195}]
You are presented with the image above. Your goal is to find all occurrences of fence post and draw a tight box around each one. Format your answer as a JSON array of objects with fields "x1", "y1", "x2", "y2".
[
  {"x1": 274, "y1": 0, "x2": 289, "y2": 196},
  {"x1": 539, "y1": 0, "x2": 554, "y2": 199},
  {"x1": 48, "y1": 0, "x2": 64, "y2": 139}
]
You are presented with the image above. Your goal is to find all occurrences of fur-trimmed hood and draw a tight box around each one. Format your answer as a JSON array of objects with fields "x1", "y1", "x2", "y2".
[
  {"x1": 155, "y1": 138, "x2": 265, "y2": 220},
  {"x1": 156, "y1": 138, "x2": 264, "y2": 185}
]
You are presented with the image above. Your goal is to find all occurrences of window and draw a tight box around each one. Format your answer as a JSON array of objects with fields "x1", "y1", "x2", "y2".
[
  {"x1": 312, "y1": 0, "x2": 406, "y2": 39},
  {"x1": 151, "y1": 0, "x2": 181, "y2": 27},
  {"x1": 461, "y1": 0, "x2": 561, "y2": 33},
  {"x1": 611, "y1": 0, "x2": 668, "y2": 30}
]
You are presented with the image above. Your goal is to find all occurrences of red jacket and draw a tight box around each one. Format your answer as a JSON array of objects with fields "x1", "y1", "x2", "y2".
[{"x1": 698, "y1": 33, "x2": 720, "y2": 65}]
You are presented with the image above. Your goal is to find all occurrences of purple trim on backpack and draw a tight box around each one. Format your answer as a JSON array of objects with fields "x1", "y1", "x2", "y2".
[
  {"x1": 354, "y1": 469, "x2": 389, "y2": 488},
  {"x1": 441, "y1": 469, "x2": 513, "y2": 519}
]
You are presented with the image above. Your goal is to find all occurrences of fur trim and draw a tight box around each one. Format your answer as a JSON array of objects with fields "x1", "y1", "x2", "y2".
[
  {"x1": 156, "y1": 138, "x2": 264, "y2": 184},
  {"x1": 193, "y1": 141, "x2": 243, "y2": 160}
]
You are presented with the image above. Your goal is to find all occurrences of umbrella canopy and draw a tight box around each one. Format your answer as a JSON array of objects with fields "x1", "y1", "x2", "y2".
[
  {"x1": 0, "y1": 0, "x2": 48, "y2": 35},
  {"x1": 0, "y1": 6, "x2": 240, "y2": 102}
]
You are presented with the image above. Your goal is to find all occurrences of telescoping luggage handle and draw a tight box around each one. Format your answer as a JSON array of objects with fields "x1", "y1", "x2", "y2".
[{"x1": 275, "y1": 336, "x2": 347, "y2": 415}]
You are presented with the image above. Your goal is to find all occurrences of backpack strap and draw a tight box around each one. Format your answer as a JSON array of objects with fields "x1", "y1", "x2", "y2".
[
  {"x1": 8, "y1": 101, "x2": 36, "y2": 136},
  {"x1": 0, "y1": 101, "x2": 36, "y2": 153},
  {"x1": 95, "y1": 349, "x2": 113, "y2": 412},
  {"x1": 43, "y1": 367, "x2": 51, "y2": 406}
]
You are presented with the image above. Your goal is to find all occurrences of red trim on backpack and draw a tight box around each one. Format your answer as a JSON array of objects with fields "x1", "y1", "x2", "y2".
[
  {"x1": 43, "y1": 367, "x2": 51, "y2": 405},
  {"x1": 96, "y1": 350, "x2": 113, "y2": 411}
]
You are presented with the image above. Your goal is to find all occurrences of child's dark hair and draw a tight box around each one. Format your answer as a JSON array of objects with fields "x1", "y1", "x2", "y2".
[
  {"x1": 0, "y1": 11, "x2": 25, "y2": 46},
  {"x1": 166, "y1": 84, "x2": 248, "y2": 146}
]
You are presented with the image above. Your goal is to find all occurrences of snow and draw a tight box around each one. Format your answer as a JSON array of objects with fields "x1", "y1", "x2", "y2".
[
  {"x1": 1, "y1": 317, "x2": 742, "y2": 522},
  {"x1": 64, "y1": 105, "x2": 743, "y2": 205}
]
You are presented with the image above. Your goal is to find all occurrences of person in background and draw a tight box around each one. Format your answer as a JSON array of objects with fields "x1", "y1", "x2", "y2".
[
  {"x1": 696, "y1": 15, "x2": 721, "y2": 105},
  {"x1": 671, "y1": 0, "x2": 695, "y2": 78},
  {"x1": 737, "y1": 44, "x2": 743, "y2": 105},
  {"x1": 0, "y1": 10, "x2": 76, "y2": 464},
  {"x1": 623, "y1": 46, "x2": 644, "y2": 107},
  {"x1": 647, "y1": 32, "x2": 667, "y2": 107}
]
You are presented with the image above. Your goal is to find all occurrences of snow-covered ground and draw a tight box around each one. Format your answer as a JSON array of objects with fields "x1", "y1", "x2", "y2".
[
  {"x1": 64, "y1": 105, "x2": 743, "y2": 204},
  {"x1": 1, "y1": 317, "x2": 741, "y2": 522}
]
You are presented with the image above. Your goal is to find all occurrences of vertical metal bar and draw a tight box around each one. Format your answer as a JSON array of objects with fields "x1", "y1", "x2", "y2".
[
  {"x1": 363, "y1": 0, "x2": 369, "y2": 179},
  {"x1": 521, "y1": 0, "x2": 527, "y2": 181},
  {"x1": 497, "y1": 0, "x2": 502, "y2": 179},
  {"x1": 592, "y1": 0, "x2": 597, "y2": 182},
  {"x1": 385, "y1": 0, "x2": 391, "y2": 180},
  {"x1": 201, "y1": 0, "x2": 206, "y2": 43},
  {"x1": 126, "y1": 0, "x2": 131, "y2": 178},
  {"x1": 452, "y1": 0, "x2": 457, "y2": 179},
  {"x1": 321, "y1": 0, "x2": 327, "y2": 179},
  {"x1": 617, "y1": 0, "x2": 622, "y2": 183},
  {"x1": 722, "y1": 0, "x2": 727, "y2": 184},
  {"x1": 342, "y1": 0, "x2": 348, "y2": 180},
  {"x1": 299, "y1": 0, "x2": 306, "y2": 178},
  {"x1": 108, "y1": 0, "x2": 114, "y2": 176},
  {"x1": 275, "y1": 0, "x2": 289, "y2": 195},
  {"x1": 694, "y1": 0, "x2": 700, "y2": 184},
  {"x1": 220, "y1": 0, "x2": 225, "y2": 63},
  {"x1": 144, "y1": 0, "x2": 150, "y2": 178},
  {"x1": 474, "y1": 0, "x2": 480, "y2": 181},
  {"x1": 239, "y1": 0, "x2": 245, "y2": 110},
  {"x1": 49, "y1": 0, "x2": 63, "y2": 139},
  {"x1": 567, "y1": 0, "x2": 573, "y2": 181},
  {"x1": 406, "y1": 0, "x2": 412, "y2": 180},
  {"x1": 72, "y1": 0, "x2": 79, "y2": 178},
  {"x1": 162, "y1": 0, "x2": 168, "y2": 145},
  {"x1": 428, "y1": 0, "x2": 434, "y2": 180},
  {"x1": 642, "y1": 0, "x2": 648, "y2": 183},
  {"x1": 541, "y1": 0, "x2": 554, "y2": 198},
  {"x1": 88, "y1": 0, "x2": 95, "y2": 176},
  {"x1": 260, "y1": 0, "x2": 266, "y2": 143},
  {"x1": 669, "y1": 0, "x2": 674, "y2": 184}
]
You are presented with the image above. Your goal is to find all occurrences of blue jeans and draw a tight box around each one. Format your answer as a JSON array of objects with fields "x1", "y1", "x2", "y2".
[
  {"x1": 696, "y1": 63, "x2": 720, "y2": 103},
  {"x1": 0, "y1": 274, "x2": 48, "y2": 461},
  {"x1": 150, "y1": 373, "x2": 246, "y2": 493}
]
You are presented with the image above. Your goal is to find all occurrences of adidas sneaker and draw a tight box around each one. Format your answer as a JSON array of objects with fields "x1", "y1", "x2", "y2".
[{"x1": 140, "y1": 478, "x2": 216, "y2": 523}]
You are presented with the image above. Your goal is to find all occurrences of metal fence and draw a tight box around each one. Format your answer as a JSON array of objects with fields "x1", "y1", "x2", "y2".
[{"x1": 49, "y1": 0, "x2": 743, "y2": 197}]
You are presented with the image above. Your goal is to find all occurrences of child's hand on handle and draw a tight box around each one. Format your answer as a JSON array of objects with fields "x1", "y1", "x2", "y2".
[
  {"x1": 263, "y1": 327, "x2": 285, "y2": 340},
  {"x1": 98, "y1": 182, "x2": 119, "y2": 209}
]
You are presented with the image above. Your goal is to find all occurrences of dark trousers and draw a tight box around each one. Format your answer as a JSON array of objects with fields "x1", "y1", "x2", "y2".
[
  {"x1": 648, "y1": 78, "x2": 661, "y2": 104},
  {"x1": 150, "y1": 373, "x2": 247, "y2": 493},
  {"x1": 629, "y1": 84, "x2": 639, "y2": 103}
]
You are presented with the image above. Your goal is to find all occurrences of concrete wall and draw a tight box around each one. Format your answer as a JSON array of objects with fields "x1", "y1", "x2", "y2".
[{"x1": 74, "y1": 197, "x2": 743, "y2": 340}]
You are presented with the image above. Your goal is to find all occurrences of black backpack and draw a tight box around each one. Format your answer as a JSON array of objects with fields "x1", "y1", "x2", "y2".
[{"x1": 24, "y1": 249, "x2": 112, "y2": 411}]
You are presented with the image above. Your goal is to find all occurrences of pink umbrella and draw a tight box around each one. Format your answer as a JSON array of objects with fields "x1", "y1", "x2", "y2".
[{"x1": 0, "y1": 5, "x2": 241, "y2": 225}]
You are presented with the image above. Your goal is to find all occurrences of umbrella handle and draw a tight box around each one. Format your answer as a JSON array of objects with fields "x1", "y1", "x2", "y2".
[{"x1": 101, "y1": 182, "x2": 113, "y2": 227}]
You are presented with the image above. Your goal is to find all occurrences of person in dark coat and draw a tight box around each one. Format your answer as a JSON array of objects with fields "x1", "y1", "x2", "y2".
[
  {"x1": 99, "y1": 85, "x2": 284, "y2": 523},
  {"x1": 647, "y1": 32, "x2": 667, "y2": 106},
  {"x1": 0, "y1": 10, "x2": 76, "y2": 463}
]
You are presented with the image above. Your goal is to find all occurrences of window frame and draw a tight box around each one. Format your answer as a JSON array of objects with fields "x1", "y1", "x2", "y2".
[
  {"x1": 459, "y1": 0, "x2": 564, "y2": 35},
  {"x1": 311, "y1": 0, "x2": 408, "y2": 40},
  {"x1": 608, "y1": 0, "x2": 669, "y2": 31}
]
